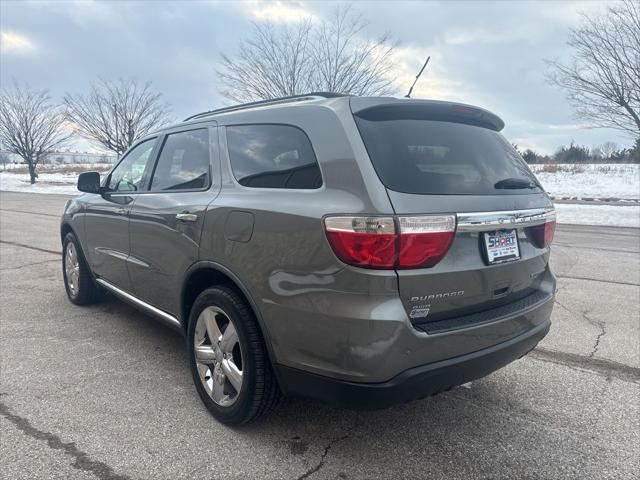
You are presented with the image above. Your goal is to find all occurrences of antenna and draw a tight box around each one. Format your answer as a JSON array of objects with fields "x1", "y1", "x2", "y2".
[{"x1": 405, "y1": 56, "x2": 430, "y2": 99}]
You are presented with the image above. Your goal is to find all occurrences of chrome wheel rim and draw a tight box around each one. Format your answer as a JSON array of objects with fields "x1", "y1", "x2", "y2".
[
  {"x1": 194, "y1": 306, "x2": 243, "y2": 407},
  {"x1": 64, "y1": 243, "x2": 80, "y2": 297}
]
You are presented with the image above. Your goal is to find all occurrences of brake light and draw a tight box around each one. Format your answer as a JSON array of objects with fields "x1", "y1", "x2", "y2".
[
  {"x1": 528, "y1": 218, "x2": 556, "y2": 248},
  {"x1": 324, "y1": 215, "x2": 456, "y2": 269},
  {"x1": 324, "y1": 216, "x2": 396, "y2": 268},
  {"x1": 397, "y1": 216, "x2": 456, "y2": 268}
]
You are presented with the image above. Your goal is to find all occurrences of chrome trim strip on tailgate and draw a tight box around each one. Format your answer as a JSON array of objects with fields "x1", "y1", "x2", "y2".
[
  {"x1": 95, "y1": 278, "x2": 182, "y2": 330},
  {"x1": 457, "y1": 208, "x2": 555, "y2": 232}
]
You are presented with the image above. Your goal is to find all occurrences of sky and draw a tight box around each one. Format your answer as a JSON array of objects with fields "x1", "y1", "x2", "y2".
[{"x1": 0, "y1": 0, "x2": 635, "y2": 154}]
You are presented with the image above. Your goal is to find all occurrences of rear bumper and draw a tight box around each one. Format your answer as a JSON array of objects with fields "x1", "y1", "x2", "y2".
[{"x1": 275, "y1": 318, "x2": 550, "y2": 409}]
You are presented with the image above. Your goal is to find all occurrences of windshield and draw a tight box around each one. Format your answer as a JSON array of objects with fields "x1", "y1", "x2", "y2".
[{"x1": 353, "y1": 115, "x2": 541, "y2": 195}]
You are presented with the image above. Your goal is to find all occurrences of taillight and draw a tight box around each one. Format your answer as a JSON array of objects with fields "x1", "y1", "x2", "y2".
[
  {"x1": 324, "y1": 216, "x2": 396, "y2": 268},
  {"x1": 528, "y1": 216, "x2": 556, "y2": 248},
  {"x1": 397, "y1": 215, "x2": 456, "y2": 268},
  {"x1": 324, "y1": 215, "x2": 456, "y2": 269}
]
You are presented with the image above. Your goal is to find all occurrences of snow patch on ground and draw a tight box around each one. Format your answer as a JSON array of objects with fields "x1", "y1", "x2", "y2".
[
  {"x1": 0, "y1": 172, "x2": 80, "y2": 195},
  {"x1": 555, "y1": 203, "x2": 639, "y2": 228},
  {"x1": 530, "y1": 163, "x2": 639, "y2": 200},
  {"x1": 0, "y1": 164, "x2": 111, "y2": 195}
]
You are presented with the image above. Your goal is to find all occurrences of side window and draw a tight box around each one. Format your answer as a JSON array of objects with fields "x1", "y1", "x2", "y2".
[
  {"x1": 226, "y1": 124, "x2": 322, "y2": 189},
  {"x1": 150, "y1": 129, "x2": 210, "y2": 191},
  {"x1": 107, "y1": 139, "x2": 156, "y2": 192}
]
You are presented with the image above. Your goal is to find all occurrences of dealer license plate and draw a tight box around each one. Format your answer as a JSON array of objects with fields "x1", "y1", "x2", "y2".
[{"x1": 483, "y1": 229, "x2": 520, "y2": 264}]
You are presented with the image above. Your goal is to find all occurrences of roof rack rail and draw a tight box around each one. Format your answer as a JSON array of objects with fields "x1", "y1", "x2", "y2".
[{"x1": 183, "y1": 92, "x2": 349, "y2": 121}]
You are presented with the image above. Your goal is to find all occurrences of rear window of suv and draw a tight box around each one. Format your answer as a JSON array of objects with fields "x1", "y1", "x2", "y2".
[{"x1": 353, "y1": 109, "x2": 540, "y2": 195}]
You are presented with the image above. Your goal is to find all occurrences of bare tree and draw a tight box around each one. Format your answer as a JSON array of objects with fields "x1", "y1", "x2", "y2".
[
  {"x1": 217, "y1": 6, "x2": 397, "y2": 103},
  {"x1": 64, "y1": 79, "x2": 171, "y2": 157},
  {"x1": 0, "y1": 84, "x2": 70, "y2": 183},
  {"x1": 310, "y1": 7, "x2": 397, "y2": 96},
  {"x1": 218, "y1": 21, "x2": 314, "y2": 103},
  {"x1": 594, "y1": 141, "x2": 619, "y2": 159},
  {"x1": 546, "y1": 0, "x2": 640, "y2": 137}
]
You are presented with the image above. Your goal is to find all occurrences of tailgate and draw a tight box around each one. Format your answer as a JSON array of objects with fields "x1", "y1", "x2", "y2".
[{"x1": 389, "y1": 190, "x2": 554, "y2": 329}]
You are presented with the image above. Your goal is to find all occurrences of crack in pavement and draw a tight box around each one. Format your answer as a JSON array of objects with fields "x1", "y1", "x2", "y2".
[
  {"x1": 530, "y1": 348, "x2": 640, "y2": 384},
  {"x1": 0, "y1": 240, "x2": 61, "y2": 256},
  {"x1": 555, "y1": 274, "x2": 640, "y2": 287},
  {"x1": 554, "y1": 300, "x2": 607, "y2": 357},
  {"x1": 0, "y1": 258, "x2": 59, "y2": 271},
  {"x1": 295, "y1": 425, "x2": 359, "y2": 480},
  {"x1": 0, "y1": 208, "x2": 60, "y2": 218},
  {"x1": 0, "y1": 400, "x2": 131, "y2": 480},
  {"x1": 589, "y1": 323, "x2": 607, "y2": 359}
]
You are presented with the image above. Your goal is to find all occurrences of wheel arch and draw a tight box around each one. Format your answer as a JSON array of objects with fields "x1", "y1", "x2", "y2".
[
  {"x1": 60, "y1": 222, "x2": 89, "y2": 264},
  {"x1": 181, "y1": 261, "x2": 279, "y2": 368},
  {"x1": 60, "y1": 222, "x2": 74, "y2": 243}
]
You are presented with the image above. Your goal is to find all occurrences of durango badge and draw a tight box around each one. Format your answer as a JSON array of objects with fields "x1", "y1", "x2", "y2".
[{"x1": 411, "y1": 291, "x2": 465, "y2": 302}]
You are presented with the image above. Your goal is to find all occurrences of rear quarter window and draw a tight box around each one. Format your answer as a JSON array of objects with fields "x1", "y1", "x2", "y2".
[
  {"x1": 226, "y1": 124, "x2": 322, "y2": 189},
  {"x1": 354, "y1": 113, "x2": 540, "y2": 195}
]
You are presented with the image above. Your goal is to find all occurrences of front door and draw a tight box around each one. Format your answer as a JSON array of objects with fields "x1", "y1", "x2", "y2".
[
  {"x1": 84, "y1": 138, "x2": 158, "y2": 289},
  {"x1": 128, "y1": 126, "x2": 218, "y2": 316}
]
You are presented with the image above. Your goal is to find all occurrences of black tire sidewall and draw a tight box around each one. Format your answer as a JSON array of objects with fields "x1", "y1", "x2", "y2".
[
  {"x1": 62, "y1": 232, "x2": 97, "y2": 305},
  {"x1": 187, "y1": 287, "x2": 260, "y2": 425}
]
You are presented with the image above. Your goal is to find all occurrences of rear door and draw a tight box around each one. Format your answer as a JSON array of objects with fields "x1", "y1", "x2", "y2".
[
  {"x1": 352, "y1": 100, "x2": 555, "y2": 330},
  {"x1": 127, "y1": 125, "x2": 218, "y2": 316},
  {"x1": 83, "y1": 137, "x2": 158, "y2": 289}
]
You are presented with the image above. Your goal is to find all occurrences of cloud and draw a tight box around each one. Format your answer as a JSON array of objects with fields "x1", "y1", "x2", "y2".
[
  {"x1": 443, "y1": 28, "x2": 504, "y2": 46},
  {"x1": 250, "y1": 1, "x2": 311, "y2": 22},
  {"x1": 0, "y1": 31, "x2": 36, "y2": 55},
  {"x1": 225, "y1": 0, "x2": 312, "y2": 23},
  {"x1": 38, "y1": 0, "x2": 119, "y2": 29}
]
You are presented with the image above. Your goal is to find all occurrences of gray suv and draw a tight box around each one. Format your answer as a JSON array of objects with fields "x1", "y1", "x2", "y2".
[{"x1": 61, "y1": 93, "x2": 556, "y2": 425}]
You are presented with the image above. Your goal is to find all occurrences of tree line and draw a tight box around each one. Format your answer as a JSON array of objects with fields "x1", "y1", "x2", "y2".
[{"x1": 515, "y1": 140, "x2": 640, "y2": 165}]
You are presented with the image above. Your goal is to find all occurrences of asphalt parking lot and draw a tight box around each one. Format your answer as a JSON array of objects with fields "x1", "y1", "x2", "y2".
[{"x1": 1, "y1": 190, "x2": 638, "y2": 480}]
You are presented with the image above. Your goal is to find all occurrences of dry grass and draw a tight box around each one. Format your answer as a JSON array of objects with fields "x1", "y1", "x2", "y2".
[
  {"x1": 540, "y1": 163, "x2": 584, "y2": 173},
  {"x1": 538, "y1": 164, "x2": 585, "y2": 174},
  {"x1": 535, "y1": 163, "x2": 637, "y2": 174}
]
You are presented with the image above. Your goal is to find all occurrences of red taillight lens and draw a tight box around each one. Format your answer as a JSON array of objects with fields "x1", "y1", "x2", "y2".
[
  {"x1": 544, "y1": 220, "x2": 556, "y2": 245},
  {"x1": 325, "y1": 231, "x2": 397, "y2": 268},
  {"x1": 324, "y1": 216, "x2": 396, "y2": 268},
  {"x1": 397, "y1": 215, "x2": 456, "y2": 268},
  {"x1": 528, "y1": 219, "x2": 556, "y2": 248},
  {"x1": 398, "y1": 232, "x2": 455, "y2": 268},
  {"x1": 324, "y1": 215, "x2": 456, "y2": 269}
]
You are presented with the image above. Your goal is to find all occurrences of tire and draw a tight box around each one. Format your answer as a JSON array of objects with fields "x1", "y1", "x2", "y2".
[
  {"x1": 62, "y1": 232, "x2": 101, "y2": 305},
  {"x1": 188, "y1": 286, "x2": 281, "y2": 425}
]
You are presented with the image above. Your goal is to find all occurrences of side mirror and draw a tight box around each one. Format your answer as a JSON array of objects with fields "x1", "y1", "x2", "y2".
[{"x1": 77, "y1": 171, "x2": 102, "y2": 193}]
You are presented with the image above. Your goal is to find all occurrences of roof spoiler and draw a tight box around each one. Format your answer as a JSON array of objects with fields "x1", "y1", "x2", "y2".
[{"x1": 350, "y1": 98, "x2": 505, "y2": 131}]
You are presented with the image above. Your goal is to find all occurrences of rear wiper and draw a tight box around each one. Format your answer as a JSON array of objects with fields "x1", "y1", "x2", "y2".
[{"x1": 494, "y1": 177, "x2": 538, "y2": 189}]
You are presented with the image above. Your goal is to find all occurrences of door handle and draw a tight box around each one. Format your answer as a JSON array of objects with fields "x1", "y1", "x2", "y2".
[
  {"x1": 176, "y1": 213, "x2": 198, "y2": 222},
  {"x1": 116, "y1": 207, "x2": 128, "y2": 215}
]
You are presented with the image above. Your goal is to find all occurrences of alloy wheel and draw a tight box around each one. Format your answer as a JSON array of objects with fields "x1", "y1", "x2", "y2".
[
  {"x1": 64, "y1": 242, "x2": 80, "y2": 297},
  {"x1": 193, "y1": 306, "x2": 244, "y2": 407}
]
